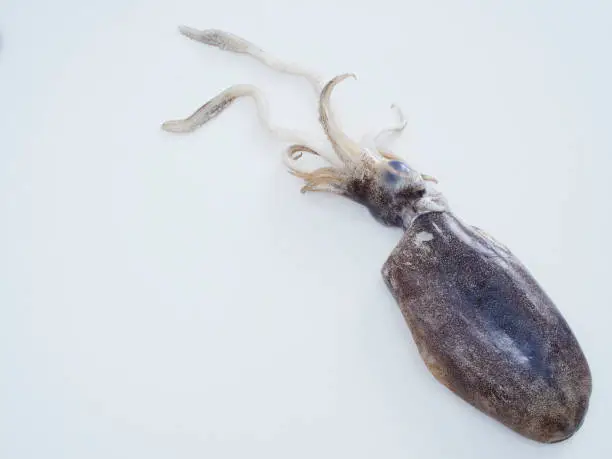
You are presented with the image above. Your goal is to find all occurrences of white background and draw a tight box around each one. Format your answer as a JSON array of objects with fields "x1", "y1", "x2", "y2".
[{"x1": 1, "y1": 1, "x2": 611, "y2": 458}]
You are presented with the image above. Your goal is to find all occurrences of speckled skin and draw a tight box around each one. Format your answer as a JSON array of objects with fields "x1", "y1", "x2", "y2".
[
  {"x1": 160, "y1": 27, "x2": 592, "y2": 442},
  {"x1": 381, "y1": 211, "x2": 592, "y2": 443}
]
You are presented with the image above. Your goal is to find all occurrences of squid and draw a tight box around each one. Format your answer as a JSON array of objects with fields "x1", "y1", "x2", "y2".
[{"x1": 161, "y1": 26, "x2": 592, "y2": 444}]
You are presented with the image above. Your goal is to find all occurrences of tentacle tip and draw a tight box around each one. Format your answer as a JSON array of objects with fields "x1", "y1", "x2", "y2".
[
  {"x1": 160, "y1": 121, "x2": 174, "y2": 132},
  {"x1": 161, "y1": 120, "x2": 189, "y2": 133},
  {"x1": 178, "y1": 25, "x2": 199, "y2": 36},
  {"x1": 334, "y1": 72, "x2": 357, "y2": 83},
  {"x1": 177, "y1": 25, "x2": 210, "y2": 42}
]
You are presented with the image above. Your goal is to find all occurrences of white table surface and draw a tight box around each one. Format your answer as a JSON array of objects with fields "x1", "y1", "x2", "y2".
[{"x1": 1, "y1": 1, "x2": 610, "y2": 458}]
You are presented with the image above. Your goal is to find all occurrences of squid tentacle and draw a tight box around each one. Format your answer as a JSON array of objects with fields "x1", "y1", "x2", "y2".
[
  {"x1": 318, "y1": 73, "x2": 380, "y2": 167},
  {"x1": 162, "y1": 27, "x2": 426, "y2": 191},
  {"x1": 162, "y1": 84, "x2": 339, "y2": 165},
  {"x1": 162, "y1": 84, "x2": 303, "y2": 142},
  {"x1": 177, "y1": 26, "x2": 324, "y2": 95},
  {"x1": 284, "y1": 144, "x2": 348, "y2": 194},
  {"x1": 374, "y1": 103, "x2": 408, "y2": 150}
]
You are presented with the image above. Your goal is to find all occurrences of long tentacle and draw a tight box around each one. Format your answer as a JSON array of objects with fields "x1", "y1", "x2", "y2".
[
  {"x1": 162, "y1": 84, "x2": 339, "y2": 165},
  {"x1": 178, "y1": 26, "x2": 324, "y2": 95},
  {"x1": 162, "y1": 84, "x2": 300, "y2": 140},
  {"x1": 172, "y1": 27, "x2": 375, "y2": 169}
]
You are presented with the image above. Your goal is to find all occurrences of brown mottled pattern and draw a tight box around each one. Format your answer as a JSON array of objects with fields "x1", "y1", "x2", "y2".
[
  {"x1": 382, "y1": 211, "x2": 592, "y2": 443},
  {"x1": 344, "y1": 173, "x2": 426, "y2": 227},
  {"x1": 161, "y1": 27, "x2": 592, "y2": 443}
]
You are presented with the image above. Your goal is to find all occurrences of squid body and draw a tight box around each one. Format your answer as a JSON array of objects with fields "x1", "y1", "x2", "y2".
[{"x1": 161, "y1": 27, "x2": 592, "y2": 444}]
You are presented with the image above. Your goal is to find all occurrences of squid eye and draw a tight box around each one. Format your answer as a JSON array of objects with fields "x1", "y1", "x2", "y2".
[
  {"x1": 388, "y1": 160, "x2": 411, "y2": 173},
  {"x1": 383, "y1": 160, "x2": 412, "y2": 185}
]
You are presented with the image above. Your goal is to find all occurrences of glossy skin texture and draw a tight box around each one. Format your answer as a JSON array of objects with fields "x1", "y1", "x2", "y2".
[{"x1": 381, "y1": 211, "x2": 592, "y2": 443}]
